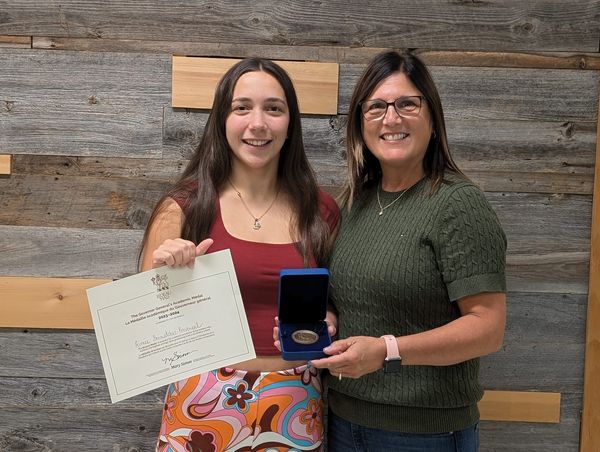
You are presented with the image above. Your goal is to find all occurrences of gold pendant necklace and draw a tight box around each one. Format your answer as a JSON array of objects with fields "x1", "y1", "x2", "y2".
[
  {"x1": 376, "y1": 182, "x2": 408, "y2": 216},
  {"x1": 229, "y1": 180, "x2": 279, "y2": 230}
]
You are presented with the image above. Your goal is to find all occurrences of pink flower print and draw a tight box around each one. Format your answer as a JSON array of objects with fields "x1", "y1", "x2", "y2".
[
  {"x1": 164, "y1": 397, "x2": 176, "y2": 423},
  {"x1": 296, "y1": 365, "x2": 319, "y2": 385},
  {"x1": 299, "y1": 398, "x2": 323, "y2": 435},
  {"x1": 186, "y1": 430, "x2": 216, "y2": 452},
  {"x1": 223, "y1": 380, "x2": 257, "y2": 413}
]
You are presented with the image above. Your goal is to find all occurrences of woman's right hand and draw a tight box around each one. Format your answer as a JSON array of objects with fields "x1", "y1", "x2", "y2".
[{"x1": 152, "y1": 238, "x2": 214, "y2": 269}]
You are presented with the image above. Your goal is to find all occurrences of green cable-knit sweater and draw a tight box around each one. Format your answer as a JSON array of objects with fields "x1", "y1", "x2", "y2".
[{"x1": 327, "y1": 173, "x2": 506, "y2": 434}]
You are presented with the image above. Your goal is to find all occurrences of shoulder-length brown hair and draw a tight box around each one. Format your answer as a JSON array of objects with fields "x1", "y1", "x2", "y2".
[
  {"x1": 341, "y1": 51, "x2": 464, "y2": 208},
  {"x1": 140, "y1": 58, "x2": 330, "y2": 266}
]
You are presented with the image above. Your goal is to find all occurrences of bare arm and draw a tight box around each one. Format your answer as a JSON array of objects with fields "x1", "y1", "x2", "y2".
[
  {"x1": 310, "y1": 291, "x2": 506, "y2": 378},
  {"x1": 140, "y1": 198, "x2": 213, "y2": 271}
]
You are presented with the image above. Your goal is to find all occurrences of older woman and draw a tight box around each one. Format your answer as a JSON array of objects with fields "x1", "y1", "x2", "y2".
[{"x1": 311, "y1": 51, "x2": 507, "y2": 451}]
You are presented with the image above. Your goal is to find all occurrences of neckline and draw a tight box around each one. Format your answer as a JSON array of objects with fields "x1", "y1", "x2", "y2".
[
  {"x1": 377, "y1": 176, "x2": 426, "y2": 197},
  {"x1": 216, "y1": 199, "x2": 297, "y2": 247}
]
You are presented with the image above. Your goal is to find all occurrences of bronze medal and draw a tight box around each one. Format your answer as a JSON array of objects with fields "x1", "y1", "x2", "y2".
[{"x1": 291, "y1": 329, "x2": 319, "y2": 345}]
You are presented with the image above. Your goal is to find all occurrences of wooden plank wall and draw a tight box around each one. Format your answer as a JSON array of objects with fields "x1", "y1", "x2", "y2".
[{"x1": 1, "y1": 1, "x2": 599, "y2": 451}]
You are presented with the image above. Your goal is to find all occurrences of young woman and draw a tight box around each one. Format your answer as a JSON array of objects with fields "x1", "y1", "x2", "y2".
[{"x1": 141, "y1": 58, "x2": 339, "y2": 452}]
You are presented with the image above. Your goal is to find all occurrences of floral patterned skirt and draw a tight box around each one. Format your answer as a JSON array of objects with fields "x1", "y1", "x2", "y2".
[{"x1": 156, "y1": 364, "x2": 324, "y2": 452}]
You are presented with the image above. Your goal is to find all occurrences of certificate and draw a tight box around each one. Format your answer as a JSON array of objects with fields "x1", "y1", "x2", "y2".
[{"x1": 86, "y1": 249, "x2": 255, "y2": 403}]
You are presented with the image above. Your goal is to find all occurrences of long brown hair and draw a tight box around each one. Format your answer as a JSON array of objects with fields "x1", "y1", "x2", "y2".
[
  {"x1": 140, "y1": 58, "x2": 331, "y2": 266},
  {"x1": 341, "y1": 51, "x2": 465, "y2": 208}
]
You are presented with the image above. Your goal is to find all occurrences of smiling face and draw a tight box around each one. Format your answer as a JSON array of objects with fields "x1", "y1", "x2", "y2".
[
  {"x1": 362, "y1": 71, "x2": 433, "y2": 179},
  {"x1": 225, "y1": 71, "x2": 290, "y2": 174}
]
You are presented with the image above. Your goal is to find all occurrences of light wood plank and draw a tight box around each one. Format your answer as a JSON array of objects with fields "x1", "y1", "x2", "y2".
[
  {"x1": 580, "y1": 83, "x2": 600, "y2": 452},
  {"x1": 0, "y1": 277, "x2": 109, "y2": 329},
  {"x1": 0, "y1": 35, "x2": 30, "y2": 48},
  {"x1": 479, "y1": 391, "x2": 561, "y2": 423},
  {"x1": 0, "y1": 154, "x2": 11, "y2": 174},
  {"x1": 172, "y1": 56, "x2": 339, "y2": 114}
]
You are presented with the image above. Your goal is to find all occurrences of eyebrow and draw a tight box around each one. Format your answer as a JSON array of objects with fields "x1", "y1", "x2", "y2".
[{"x1": 232, "y1": 97, "x2": 287, "y2": 104}]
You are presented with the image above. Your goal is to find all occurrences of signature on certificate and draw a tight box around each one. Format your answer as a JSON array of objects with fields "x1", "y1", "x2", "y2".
[{"x1": 161, "y1": 350, "x2": 193, "y2": 366}]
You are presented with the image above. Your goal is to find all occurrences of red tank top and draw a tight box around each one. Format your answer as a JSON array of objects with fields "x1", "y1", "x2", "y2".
[{"x1": 177, "y1": 191, "x2": 339, "y2": 355}]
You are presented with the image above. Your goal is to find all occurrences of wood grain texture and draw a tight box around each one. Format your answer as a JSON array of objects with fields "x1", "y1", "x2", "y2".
[
  {"x1": 2, "y1": 1, "x2": 598, "y2": 52},
  {"x1": 480, "y1": 292, "x2": 586, "y2": 393},
  {"x1": 0, "y1": 390, "x2": 576, "y2": 452},
  {"x1": 0, "y1": 48, "x2": 169, "y2": 156},
  {"x1": 0, "y1": 226, "x2": 141, "y2": 279},
  {"x1": 479, "y1": 391, "x2": 560, "y2": 423},
  {"x1": 0, "y1": 154, "x2": 11, "y2": 174},
  {"x1": 339, "y1": 65, "x2": 600, "y2": 122},
  {"x1": 0, "y1": 277, "x2": 108, "y2": 329},
  {"x1": 580, "y1": 87, "x2": 600, "y2": 452},
  {"x1": 0, "y1": 35, "x2": 29, "y2": 48},
  {"x1": 172, "y1": 56, "x2": 339, "y2": 114},
  {"x1": 0, "y1": 291, "x2": 585, "y2": 392},
  {"x1": 30, "y1": 37, "x2": 600, "y2": 70},
  {"x1": 163, "y1": 110, "x2": 598, "y2": 195}
]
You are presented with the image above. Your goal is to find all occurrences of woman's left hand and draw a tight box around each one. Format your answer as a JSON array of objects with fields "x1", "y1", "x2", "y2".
[{"x1": 310, "y1": 336, "x2": 387, "y2": 379}]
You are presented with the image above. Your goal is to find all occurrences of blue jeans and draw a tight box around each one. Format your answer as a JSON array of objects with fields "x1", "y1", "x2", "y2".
[{"x1": 327, "y1": 410, "x2": 479, "y2": 452}]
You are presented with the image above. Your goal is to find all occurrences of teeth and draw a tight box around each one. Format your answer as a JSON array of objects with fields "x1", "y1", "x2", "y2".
[
  {"x1": 382, "y1": 133, "x2": 408, "y2": 141},
  {"x1": 244, "y1": 139, "x2": 270, "y2": 146}
]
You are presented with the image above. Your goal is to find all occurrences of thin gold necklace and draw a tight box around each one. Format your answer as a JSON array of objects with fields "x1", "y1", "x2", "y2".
[
  {"x1": 376, "y1": 182, "x2": 408, "y2": 216},
  {"x1": 229, "y1": 180, "x2": 279, "y2": 230}
]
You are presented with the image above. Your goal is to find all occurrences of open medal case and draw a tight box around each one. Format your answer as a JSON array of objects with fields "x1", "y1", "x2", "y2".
[{"x1": 277, "y1": 268, "x2": 332, "y2": 361}]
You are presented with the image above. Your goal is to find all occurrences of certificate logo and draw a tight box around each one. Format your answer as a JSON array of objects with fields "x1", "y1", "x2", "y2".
[{"x1": 151, "y1": 274, "x2": 170, "y2": 301}]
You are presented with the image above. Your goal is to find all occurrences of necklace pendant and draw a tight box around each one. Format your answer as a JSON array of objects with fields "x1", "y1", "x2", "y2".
[
  {"x1": 253, "y1": 219, "x2": 261, "y2": 230},
  {"x1": 378, "y1": 210, "x2": 383, "y2": 216}
]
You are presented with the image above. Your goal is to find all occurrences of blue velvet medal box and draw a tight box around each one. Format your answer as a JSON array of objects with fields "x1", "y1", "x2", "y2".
[{"x1": 278, "y1": 268, "x2": 332, "y2": 361}]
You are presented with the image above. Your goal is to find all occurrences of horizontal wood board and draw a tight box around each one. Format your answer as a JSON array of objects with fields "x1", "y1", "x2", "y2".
[
  {"x1": 26, "y1": 37, "x2": 600, "y2": 70},
  {"x1": 0, "y1": 290, "x2": 585, "y2": 394},
  {"x1": 0, "y1": 1, "x2": 598, "y2": 52},
  {"x1": 172, "y1": 56, "x2": 339, "y2": 114}
]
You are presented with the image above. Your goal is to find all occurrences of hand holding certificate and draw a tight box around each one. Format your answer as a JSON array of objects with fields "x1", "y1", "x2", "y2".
[{"x1": 87, "y1": 249, "x2": 255, "y2": 403}]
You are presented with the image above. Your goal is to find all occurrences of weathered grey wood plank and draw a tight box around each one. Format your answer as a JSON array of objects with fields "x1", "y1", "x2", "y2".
[
  {"x1": 164, "y1": 110, "x2": 597, "y2": 194},
  {"x1": 0, "y1": 387, "x2": 583, "y2": 451},
  {"x1": 0, "y1": 407, "x2": 161, "y2": 452},
  {"x1": 0, "y1": 190, "x2": 592, "y2": 293},
  {"x1": 0, "y1": 226, "x2": 141, "y2": 278},
  {"x1": 340, "y1": 65, "x2": 599, "y2": 122},
  {"x1": 1, "y1": 1, "x2": 598, "y2": 52},
  {"x1": 0, "y1": 376, "x2": 164, "y2": 408},
  {"x1": 0, "y1": 173, "x2": 169, "y2": 229},
  {"x1": 29, "y1": 37, "x2": 600, "y2": 70},
  {"x1": 480, "y1": 292, "x2": 586, "y2": 391},
  {"x1": 0, "y1": 48, "x2": 170, "y2": 156},
  {"x1": 0, "y1": 291, "x2": 585, "y2": 392}
]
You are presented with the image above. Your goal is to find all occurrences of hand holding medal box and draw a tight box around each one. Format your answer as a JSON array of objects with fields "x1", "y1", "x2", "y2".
[{"x1": 277, "y1": 268, "x2": 332, "y2": 361}]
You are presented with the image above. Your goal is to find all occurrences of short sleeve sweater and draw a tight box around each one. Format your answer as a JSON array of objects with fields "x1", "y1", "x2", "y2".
[
  {"x1": 174, "y1": 190, "x2": 340, "y2": 355},
  {"x1": 327, "y1": 173, "x2": 506, "y2": 434}
]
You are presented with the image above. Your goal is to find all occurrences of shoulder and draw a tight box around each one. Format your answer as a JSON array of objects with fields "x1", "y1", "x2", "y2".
[
  {"x1": 318, "y1": 190, "x2": 341, "y2": 229},
  {"x1": 170, "y1": 180, "x2": 199, "y2": 210},
  {"x1": 432, "y1": 173, "x2": 489, "y2": 206}
]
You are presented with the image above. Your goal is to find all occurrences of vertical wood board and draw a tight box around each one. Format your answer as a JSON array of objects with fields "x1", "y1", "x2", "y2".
[
  {"x1": 0, "y1": 154, "x2": 11, "y2": 174},
  {"x1": 580, "y1": 82, "x2": 600, "y2": 452}
]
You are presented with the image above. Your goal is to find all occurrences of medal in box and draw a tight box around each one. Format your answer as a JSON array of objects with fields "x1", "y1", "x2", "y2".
[{"x1": 277, "y1": 268, "x2": 331, "y2": 361}]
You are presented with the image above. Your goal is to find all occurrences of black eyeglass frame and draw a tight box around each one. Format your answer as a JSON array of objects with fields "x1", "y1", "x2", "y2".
[{"x1": 359, "y1": 95, "x2": 425, "y2": 121}]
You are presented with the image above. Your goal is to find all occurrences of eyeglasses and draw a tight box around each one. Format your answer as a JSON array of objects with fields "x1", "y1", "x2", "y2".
[{"x1": 359, "y1": 96, "x2": 424, "y2": 121}]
